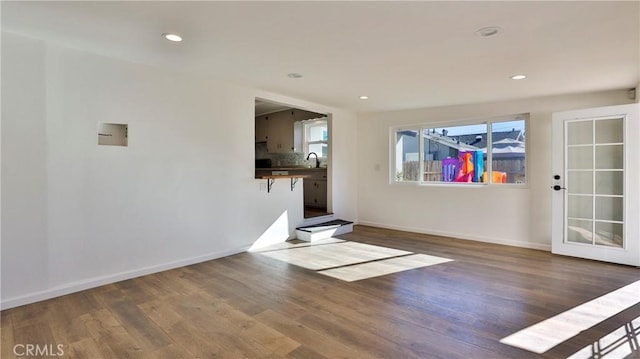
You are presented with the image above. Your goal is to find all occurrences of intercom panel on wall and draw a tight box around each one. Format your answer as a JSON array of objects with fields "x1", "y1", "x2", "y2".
[{"x1": 98, "y1": 123, "x2": 128, "y2": 146}]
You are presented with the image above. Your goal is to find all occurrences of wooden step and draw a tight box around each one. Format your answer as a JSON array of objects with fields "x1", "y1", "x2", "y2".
[{"x1": 295, "y1": 219, "x2": 354, "y2": 242}]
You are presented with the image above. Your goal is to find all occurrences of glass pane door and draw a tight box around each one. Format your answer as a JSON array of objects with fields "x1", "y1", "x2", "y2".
[
  {"x1": 552, "y1": 103, "x2": 638, "y2": 266},
  {"x1": 565, "y1": 117, "x2": 624, "y2": 248}
]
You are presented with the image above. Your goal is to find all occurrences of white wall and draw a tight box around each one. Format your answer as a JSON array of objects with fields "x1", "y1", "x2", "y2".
[
  {"x1": 0, "y1": 33, "x2": 358, "y2": 308},
  {"x1": 357, "y1": 91, "x2": 634, "y2": 250},
  {"x1": 1, "y1": 32, "x2": 49, "y2": 298}
]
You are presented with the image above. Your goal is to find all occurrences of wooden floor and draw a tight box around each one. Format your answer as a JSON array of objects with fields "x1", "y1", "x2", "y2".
[
  {"x1": 2, "y1": 225, "x2": 639, "y2": 358},
  {"x1": 303, "y1": 206, "x2": 331, "y2": 219}
]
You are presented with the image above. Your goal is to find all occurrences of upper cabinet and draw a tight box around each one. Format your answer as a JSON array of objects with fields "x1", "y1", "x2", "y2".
[
  {"x1": 255, "y1": 114, "x2": 268, "y2": 143},
  {"x1": 266, "y1": 111, "x2": 295, "y2": 153},
  {"x1": 255, "y1": 104, "x2": 326, "y2": 153}
]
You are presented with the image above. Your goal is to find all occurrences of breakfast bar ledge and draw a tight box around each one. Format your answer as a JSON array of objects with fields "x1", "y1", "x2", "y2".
[{"x1": 257, "y1": 175, "x2": 311, "y2": 193}]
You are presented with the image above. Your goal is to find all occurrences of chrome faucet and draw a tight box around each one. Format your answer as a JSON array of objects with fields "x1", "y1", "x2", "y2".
[{"x1": 306, "y1": 152, "x2": 320, "y2": 168}]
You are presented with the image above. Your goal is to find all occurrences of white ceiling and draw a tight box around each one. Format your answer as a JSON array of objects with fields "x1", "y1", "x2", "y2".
[{"x1": 2, "y1": 1, "x2": 639, "y2": 113}]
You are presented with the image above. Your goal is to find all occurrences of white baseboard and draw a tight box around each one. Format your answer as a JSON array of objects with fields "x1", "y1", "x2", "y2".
[
  {"x1": 0, "y1": 246, "x2": 250, "y2": 310},
  {"x1": 356, "y1": 220, "x2": 551, "y2": 252}
]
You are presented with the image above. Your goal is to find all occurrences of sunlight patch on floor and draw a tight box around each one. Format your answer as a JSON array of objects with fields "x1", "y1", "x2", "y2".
[
  {"x1": 249, "y1": 237, "x2": 345, "y2": 253},
  {"x1": 257, "y1": 241, "x2": 411, "y2": 270},
  {"x1": 254, "y1": 239, "x2": 452, "y2": 281},
  {"x1": 318, "y1": 253, "x2": 453, "y2": 282},
  {"x1": 500, "y1": 280, "x2": 640, "y2": 354},
  {"x1": 568, "y1": 316, "x2": 640, "y2": 359}
]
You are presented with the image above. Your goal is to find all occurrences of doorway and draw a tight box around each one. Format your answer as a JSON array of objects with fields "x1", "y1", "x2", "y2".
[
  {"x1": 254, "y1": 98, "x2": 331, "y2": 219},
  {"x1": 551, "y1": 103, "x2": 639, "y2": 266}
]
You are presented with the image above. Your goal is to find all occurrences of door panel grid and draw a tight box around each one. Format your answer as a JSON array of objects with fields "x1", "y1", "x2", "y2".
[{"x1": 565, "y1": 117, "x2": 624, "y2": 248}]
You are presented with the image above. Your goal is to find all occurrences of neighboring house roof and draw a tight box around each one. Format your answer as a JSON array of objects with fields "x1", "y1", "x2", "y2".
[
  {"x1": 454, "y1": 130, "x2": 524, "y2": 149},
  {"x1": 424, "y1": 129, "x2": 524, "y2": 149},
  {"x1": 402, "y1": 129, "x2": 525, "y2": 155},
  {"x1": 423, "y1": 131, "x2": 479, "y2": 151}
]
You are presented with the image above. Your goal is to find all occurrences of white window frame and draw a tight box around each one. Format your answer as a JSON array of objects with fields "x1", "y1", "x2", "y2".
[
  {"x1": 303, "y1": 119, "x2": 328, "y2": 158},
  {"x1": 390, "y1": 114, "x2": 529, "y2": 187}
]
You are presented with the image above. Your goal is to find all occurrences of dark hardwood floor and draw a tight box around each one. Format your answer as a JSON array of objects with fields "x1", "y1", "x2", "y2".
[
  {"x1": 2, "y1": 225, "x2": 639, "y2": 358},
  {"x1": 303, "y1": 206, "x2": 331, "y2": 219}
]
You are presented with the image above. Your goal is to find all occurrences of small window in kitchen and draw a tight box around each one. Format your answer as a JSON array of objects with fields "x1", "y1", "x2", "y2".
[{"x1": 303, "y1": 119, "x2": 328, "y2": 158}]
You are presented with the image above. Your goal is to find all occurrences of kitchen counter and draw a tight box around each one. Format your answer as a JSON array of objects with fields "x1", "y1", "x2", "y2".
[
  {"x1": 255, "y1": 167, "x2": 327, "y2": 193},
  {"x1": 256, "y1": 167, "x2": 326, "y2": 178},
  {"x1": 256, "y1": 174, "x2": 311, "y2": 179},
  {"x1": 255, "y1": 167, "x2": 327, "y2": 171}
]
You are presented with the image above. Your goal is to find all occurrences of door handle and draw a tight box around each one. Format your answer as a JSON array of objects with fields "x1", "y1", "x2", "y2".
[{"x1": 552, "y1": 185, "x2": 567, "y2": 191}]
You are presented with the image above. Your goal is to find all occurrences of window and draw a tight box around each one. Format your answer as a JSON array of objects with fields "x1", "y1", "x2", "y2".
[
  {"x1": 491, "y1": 120, "x2": 526, "y2": 184},
  {"x1": 395, "y1": 130, "x2": 420, "y2": 181},
  {"x1": 304, "y1": 119, "x2": 328, "y2": 158},
  {"x1": 392, "y1": 115, "x2": 527, "y2": 185}
]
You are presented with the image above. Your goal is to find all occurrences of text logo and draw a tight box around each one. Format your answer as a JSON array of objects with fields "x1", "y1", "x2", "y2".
[{"x1": 13, "y1": 344, "x2": 65, "y2": 357}]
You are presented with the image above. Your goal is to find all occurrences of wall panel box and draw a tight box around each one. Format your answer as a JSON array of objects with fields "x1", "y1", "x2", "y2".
[{"x1": 98, "y1": 123, "x2": 128, "y2": 146}]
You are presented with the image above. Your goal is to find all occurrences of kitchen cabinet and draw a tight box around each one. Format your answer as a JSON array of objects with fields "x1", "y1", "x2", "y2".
[
  {"x1": 255, "y1": 108, "x2": 325, "y2": 150},
  {"x1": 255, "y1": 115, "x2": 268, "y2": 143},
  {"x1": 304, "y1": 176, "x2": 327, "y2": 208},
  {"x1": 266, "y1": 111, "x2": 295, "y2": 153}
]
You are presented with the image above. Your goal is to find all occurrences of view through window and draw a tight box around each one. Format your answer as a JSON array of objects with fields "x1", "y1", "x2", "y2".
[
  {"x1": 394, "y1": 116, "x2": 526, "y2": 184},
  {"x1": 305, "y1": 119, "x2": 328, "y2": 158}
]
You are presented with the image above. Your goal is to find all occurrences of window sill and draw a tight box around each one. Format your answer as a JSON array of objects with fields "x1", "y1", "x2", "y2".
[{"x1": 391, "y1": 181, "x2": 529, "y2": 189}]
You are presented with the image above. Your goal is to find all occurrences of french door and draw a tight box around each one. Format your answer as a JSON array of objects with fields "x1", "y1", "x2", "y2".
[{"x1": 552, "y1": 103, "x2": 639, "y2": 266}]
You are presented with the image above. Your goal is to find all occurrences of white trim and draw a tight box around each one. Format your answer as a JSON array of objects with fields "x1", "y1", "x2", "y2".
[
  {"x1": 357, "y1": 220, "x2": 551, "y2": 251},
  {"x1": 302, "y1": 118, "x2": 328, "y2": 158},
  {"x1": 390, "y1": 179, "x2": 530, "y2": 190},
  {"x1": 392, "y1": 113, "x2": 528, "y2": 131},
  {"x1": 0, "y1": 246, "x2": 250, "y2": 310}
]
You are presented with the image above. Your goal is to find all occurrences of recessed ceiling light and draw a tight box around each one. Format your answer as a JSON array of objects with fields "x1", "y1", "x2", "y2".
[
  {"x1": 511, "y1": 74, "x2": 527, "y2": 80},
  {"x1": 359, "y1": 96, "x2": 369, "y2": 100},
  {"x1": 162, "y1": 33, "x2": 183, "y2": 42},
  {"x1": 475, "y1": 26, "x2": 502, "y2": 38},
  {"x1": 287, "y1": 73, "x2": 303, "y2": 79}
]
